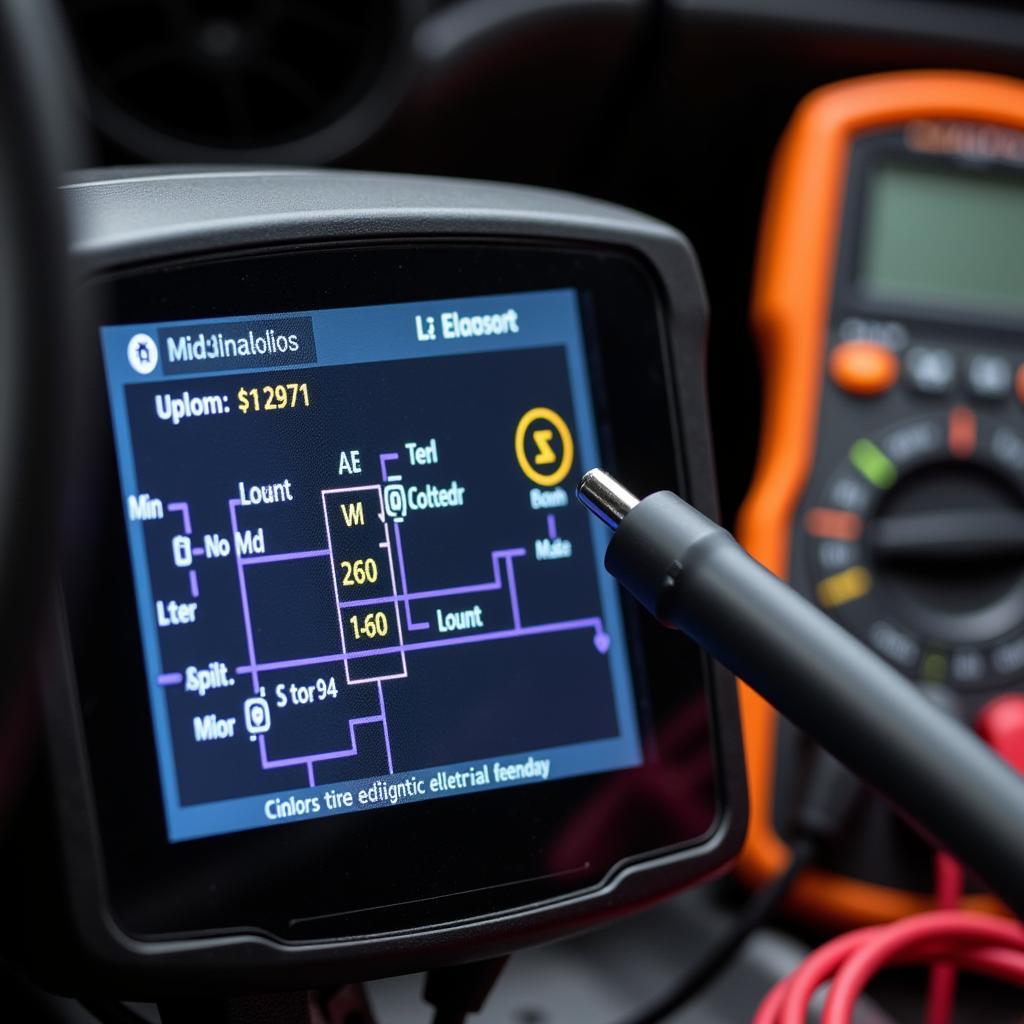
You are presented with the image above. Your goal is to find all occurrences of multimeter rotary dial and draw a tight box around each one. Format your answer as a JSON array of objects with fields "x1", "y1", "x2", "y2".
[{"x1": 803, "y1": 409, "x2": 1024, "y2": 690}]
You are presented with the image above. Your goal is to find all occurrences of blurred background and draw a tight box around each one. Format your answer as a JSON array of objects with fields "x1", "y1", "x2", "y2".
[
  {"x1": 9, "y1": 4, "x2": 1024, "y2": 1022},
  {"x1": 58, "y1": 0, "x2": 1024, "y2": 527}
]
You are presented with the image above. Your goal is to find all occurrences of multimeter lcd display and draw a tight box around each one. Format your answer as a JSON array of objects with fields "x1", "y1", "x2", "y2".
[
  {"x1": 99, "y1": 288, "x2": 643, "y2": 842},
  {"x1": 860, "y1": 161, "x2": 1024, "y2": 314}
]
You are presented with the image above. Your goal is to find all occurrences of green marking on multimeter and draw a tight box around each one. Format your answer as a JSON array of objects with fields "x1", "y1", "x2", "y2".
[
  {"x1": 921, "y1": 652, "x2": 948, "y2": 684},
  {"x1": 849, "y1": 438, "x2": 897, "y2": 489}
]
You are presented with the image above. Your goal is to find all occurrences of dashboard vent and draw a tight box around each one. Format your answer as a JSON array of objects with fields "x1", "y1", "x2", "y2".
[{"x1": 62, "y1": 0, "x2": 409, "y2": 161}]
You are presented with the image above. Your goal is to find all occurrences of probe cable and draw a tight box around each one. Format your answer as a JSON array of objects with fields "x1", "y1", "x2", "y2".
[
  {"x1": 575, "y1": 470, "x2": 1024, "y2": 920},
  {"x1": 576, "y1": 470, "x2": 1024, "y2": 1024}
]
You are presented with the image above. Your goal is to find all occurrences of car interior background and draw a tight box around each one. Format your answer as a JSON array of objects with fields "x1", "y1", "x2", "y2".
[{"x1": 4, "y1": 2, "x2": 1024, "y2": 1023}]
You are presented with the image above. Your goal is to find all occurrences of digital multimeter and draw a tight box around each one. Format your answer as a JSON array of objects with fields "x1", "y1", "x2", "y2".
[{"x1": 738, "y1": 71, "x2": 1024, "y2": 926}]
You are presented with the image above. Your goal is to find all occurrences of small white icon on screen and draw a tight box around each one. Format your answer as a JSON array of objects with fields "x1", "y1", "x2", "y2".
[
  {"x1": 244, "y1": 697, "x2": 271, "y2": 735},
  {"x1": 171, "y1": 536, "x2": 193, "y2": 568},
  {"x1": 127, "y1": 332, "x2": 158, "y2": 375}
]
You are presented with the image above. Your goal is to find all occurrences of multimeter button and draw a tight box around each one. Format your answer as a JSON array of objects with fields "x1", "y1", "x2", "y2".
[
  {"x1": 904, "y1": 346, "x2": 956, "y2": 395},
  {"x1": 828, "y1": 340, "x2": 899, "y2": 396},
  {"x1": 967, "y1": 354, "x2": 1012, "y2": 400}
]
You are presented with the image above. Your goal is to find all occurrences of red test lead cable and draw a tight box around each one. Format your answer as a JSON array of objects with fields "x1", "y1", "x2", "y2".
[
  {"x1": 924, "y1": 850, "x2": 964, "y2": 1024},
  {"x1": 976, "y1": 694, "x2": 1024, "y2": 774},
  {"x1": 755, "y1": 694, "x2": 1024, "y2": 1024},
  {"x1": 753, "y1": 913, "x2": 1024, "y2": 1024},
  {"x1": 823, "y1": 913, "x2": 1024, "y2": 1024}
]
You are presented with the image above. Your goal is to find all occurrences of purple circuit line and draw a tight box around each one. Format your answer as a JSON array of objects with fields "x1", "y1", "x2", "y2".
[
  {"x1": 156, "y1": 496, "x2": 399, "y2": 787},
  {"x1": 377, "y1": 681, "x2": 394, "y2": 773},
  {"x1": 503, "y1": 554, "x2": 522, "y2": 630},
  {"x1": 237, "y1": 617, "x2": 606, "y2": 676},
  {"x1": 547, "y1": 513, "x2": 557, "y2": 540},
  {"x1": 340, "y1": 572, "x2": 499, "y2": 608},
  {"x1": 192, "y1": 546, "x2": 204, "y2": 557},
  {"x1": 239, "y1": 652, "x2": 354, "y2": 674},
  {"x1": 375, "y1": 514, "x2": 410, "y2": 681},
  {"x1": 258, "y1": 711, "x2": 384, "y2": 771},
  {"x1": 378, "y1": 451, "x2": 430, "y2": 631},
  {"x1": 220, "y1": 466, "x2": 595, "y2": 785},
  {"x1": 167, "y1": 501, "x2": 192, "y2": 535},
  {"x1": 339, "y1": 547, "x2": 527, "y2": 610},
  {"x1": 264, "y1": 680, "x2": 395, "y2": 785},
  {"x1": 391, "y1": 519, "x2": 429, "y2": 631},
  {"x1": 241, "y1": 548, "x2": 331, "y2": 566},
  {"x1": 228, "y1": 498, "x2": 262, "y2": 697},
  {"x1": 380, "y1": 451, "x2": 400, "y2": 481},
  {"x1": 390, "y1": 618, "x2": 605, "y2": 658}
]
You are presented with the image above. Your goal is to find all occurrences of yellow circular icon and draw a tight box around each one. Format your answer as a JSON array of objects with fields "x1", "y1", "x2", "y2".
[{"x1": 514, "y1": 407, "x2": 575, "y2": 487}]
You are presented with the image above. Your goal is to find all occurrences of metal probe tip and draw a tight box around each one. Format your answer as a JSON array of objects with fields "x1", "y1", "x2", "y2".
[{"x1": 576, "y1": 469, "x2": 640, "y2": 530}]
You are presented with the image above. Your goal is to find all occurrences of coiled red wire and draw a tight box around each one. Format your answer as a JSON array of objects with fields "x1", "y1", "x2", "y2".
[
  {"x1": 753, "y1": 910, "x2": 1024, "y2": 1024},
  {"x1": 756, "y1": 695, "x2": 1024, "y2": 1024}
]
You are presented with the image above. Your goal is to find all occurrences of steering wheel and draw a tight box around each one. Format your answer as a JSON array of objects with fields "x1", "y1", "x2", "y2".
[{"x1": 0, "y1": 0, "x2": 79, "y2": 666}]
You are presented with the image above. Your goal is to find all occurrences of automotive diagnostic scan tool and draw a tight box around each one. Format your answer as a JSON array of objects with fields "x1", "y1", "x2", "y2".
[
  {"x1": 738, "y1": 71, "x2": 1024, "y2": 925},
  {"x1": 20, "y1": 169, "x2": 745, "y2": 991}
]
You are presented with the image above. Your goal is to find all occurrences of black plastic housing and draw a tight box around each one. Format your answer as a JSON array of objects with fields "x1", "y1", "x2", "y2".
[{"x1": 24, "y1": 168, "x2": 745, "y2": 995}]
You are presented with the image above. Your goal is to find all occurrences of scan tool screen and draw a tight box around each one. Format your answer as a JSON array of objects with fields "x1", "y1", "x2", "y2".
[{"x1": 100, "y1": 288, "x2": 643, "y2": 842}]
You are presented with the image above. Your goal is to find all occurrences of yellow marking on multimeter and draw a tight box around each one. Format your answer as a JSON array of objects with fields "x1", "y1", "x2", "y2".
[{"x1": 816, "y1": 566, "x2": 872, "y2": 609}]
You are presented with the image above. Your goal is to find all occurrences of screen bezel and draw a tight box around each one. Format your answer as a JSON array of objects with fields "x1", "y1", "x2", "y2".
[{"x1": 59, "y1": 240, "x2": 726, "y2": 943}]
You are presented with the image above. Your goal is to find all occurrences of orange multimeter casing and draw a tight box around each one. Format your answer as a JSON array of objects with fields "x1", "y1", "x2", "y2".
[{"x1": 737, "y1": 70, "x2": 1024, "y2": 927}]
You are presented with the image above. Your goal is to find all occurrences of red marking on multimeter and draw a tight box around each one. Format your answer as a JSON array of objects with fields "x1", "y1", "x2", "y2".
[
  {"x1": 804, "y1": 507, "x2": 863, "y2": 541},
  {"x1": 948, "y1": 406, "x2": 977, "y2": 459},
  {"x1": 736, "y1": 71, "x2": 1024, "y2": 928}
]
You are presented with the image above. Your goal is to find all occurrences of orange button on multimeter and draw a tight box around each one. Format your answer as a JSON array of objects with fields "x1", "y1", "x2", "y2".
[{"x1": 828, "y1": 340, "x2": 899, "y2": 396}]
